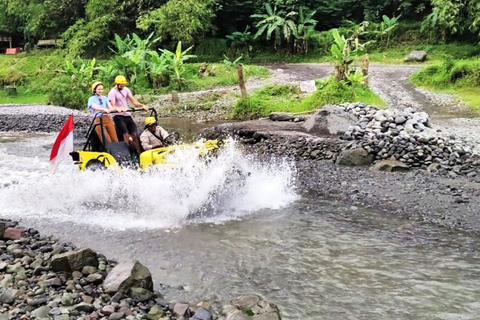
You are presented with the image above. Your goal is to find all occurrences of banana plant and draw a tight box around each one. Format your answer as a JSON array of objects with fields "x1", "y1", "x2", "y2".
[
  {"x1": 160, "y1": 41, "x2": 196, "y2": 90},
  {"x1": 376, "y1": 15, "x2": 401, "y2": 49},
  {"x1": 331, "y1": 26, "x2": 369, "y2": 81},
  {"x1": 62, "y1": 58, "x2": 97, "y2": 91},
  {"x1": 294, "y1": 6, "x2": 317, "y2": 53},
  {"x1": 251, "y1": 3, "x2": 297, "y2": 49}
]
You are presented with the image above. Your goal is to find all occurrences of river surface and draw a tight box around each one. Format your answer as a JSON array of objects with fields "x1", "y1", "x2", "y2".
[{"x1": 1, "y1": 130, "x2": 480, "y2": 320}]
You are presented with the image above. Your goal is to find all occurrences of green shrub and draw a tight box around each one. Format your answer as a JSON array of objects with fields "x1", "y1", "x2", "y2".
[
  {"x1": 194, "y1": 38, "x2": 228, "y2": 60},
  {"x1": 47, "y1": 75, "x2": 90, "y2": 110},
  {"x1": 0, "y1": 68, "x2": 26, "y2": 86},
  {"x1": 232, "y1": 96, "x2": 266, "y2": 120},
  {"x1": 411, "y1": 59, "x2": 480, "y2": 88}
]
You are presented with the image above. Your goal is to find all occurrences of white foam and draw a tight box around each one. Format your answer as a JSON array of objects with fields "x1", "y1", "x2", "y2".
[{"x1": 0, "y1": 134, "x2": 298, "y2": 230}]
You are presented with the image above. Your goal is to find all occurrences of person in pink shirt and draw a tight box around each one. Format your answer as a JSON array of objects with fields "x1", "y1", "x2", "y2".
[{"x1": 107, "y1": 75, "x2": 149, "y2": 156}]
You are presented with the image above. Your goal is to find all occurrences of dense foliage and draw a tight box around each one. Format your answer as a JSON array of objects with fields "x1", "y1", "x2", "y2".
[{"x1": 0, "y1": 0, "x2": 479, "y2": 58}]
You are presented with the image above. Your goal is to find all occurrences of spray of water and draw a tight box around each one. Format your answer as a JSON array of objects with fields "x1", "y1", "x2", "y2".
[{"x1": 0, "y1": 136, "x2": 298, "y2": 230}]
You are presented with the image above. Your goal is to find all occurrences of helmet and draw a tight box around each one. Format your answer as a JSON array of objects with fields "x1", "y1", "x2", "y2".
[
  {"x1": 91, "y1": 81, "x2": 103, "y2": 94},
  {"x1": 115, "y1": 75, "x2": 128, "y2": 85},
  {"x1": 145, "y1": 117, "x2": 156, "y2": 126}
]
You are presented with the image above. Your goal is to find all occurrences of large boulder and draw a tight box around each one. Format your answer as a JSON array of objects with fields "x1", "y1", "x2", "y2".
[
  {"x1": 370, "y1": 160, "x2": 410, "y2": 172},
  {"x1": 302, "y1": 105, "x2": 358, "y2": 136},
  {"x1": 404, "y1": 50, "x2": 427, "y2": 62},
  {"x1": 51, "y1": 248, "x2": 98, "y2": 273},
  {"x1": 336, "y1": 148, "x2": 374, "y2": 166},
  {"x1": 218, "y1": 295, "x2": 281, "y2": 320},
  {"x1": 103, "y1": 260, "x2": 153, "y2": 294}
]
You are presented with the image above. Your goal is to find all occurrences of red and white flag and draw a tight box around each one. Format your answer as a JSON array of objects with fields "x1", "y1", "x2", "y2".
[{"x1": 50, "y1": 115, "x2": 74, "y2": 173}]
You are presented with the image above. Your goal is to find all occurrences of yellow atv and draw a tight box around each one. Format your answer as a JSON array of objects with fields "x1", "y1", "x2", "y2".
[{"x1": 70, "y1": 108, "x2": 219, "y2": 171}]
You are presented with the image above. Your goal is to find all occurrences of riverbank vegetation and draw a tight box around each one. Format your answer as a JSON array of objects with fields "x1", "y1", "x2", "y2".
[
  {"x1": 232, "y1": 79, "x2": 384, "y2": 119},
  {"x1": 0, "y1": 0, "x2": 479, "y2": 113},
  {"x1": 411, "y1": 59, "x2": 480, "y2": 111}
]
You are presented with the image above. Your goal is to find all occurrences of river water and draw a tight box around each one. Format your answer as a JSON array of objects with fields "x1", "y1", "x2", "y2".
[{"x1": 1, "y1": 131, "x2": 480, "y2": 320}]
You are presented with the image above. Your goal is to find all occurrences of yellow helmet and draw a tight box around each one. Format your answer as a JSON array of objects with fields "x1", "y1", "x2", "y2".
[
  {"x1": 91, "y1": 81, "x2": 103, "y2": 94},
  {"x1": 115, "y1": 75, "x2": 128, "y2": 85},
  {"x1": 145, "y1": 117, "x2": 156, "y2": 126}
]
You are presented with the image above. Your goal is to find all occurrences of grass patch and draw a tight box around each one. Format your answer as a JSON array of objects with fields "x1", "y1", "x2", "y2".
[
  {"x1": 411, "y1": 58, "x2": 480, "y2": 110},
  {"x1": 179, "y1": 63, "x2": 269, "y2": 92},
  {"x1": 232, "y1": 79, "x2": 385, "y2": 119},
  {"x1": 0, "y1": 86, "x2": 47, "y2": 104}
]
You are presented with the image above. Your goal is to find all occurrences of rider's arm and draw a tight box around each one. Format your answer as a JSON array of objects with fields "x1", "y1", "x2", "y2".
[
  {"x1": 88, "y1": 97, "x2": 110, "y2": 113},
  {"x1": 158, "y1": 126, "x2": 169, "y2": 139},
  {"x1": 140, "y1": 131, "x2": 153, "y2": 150},
  {"x1": 127, "y1": 88, "x2": 148, "y2": 110}
]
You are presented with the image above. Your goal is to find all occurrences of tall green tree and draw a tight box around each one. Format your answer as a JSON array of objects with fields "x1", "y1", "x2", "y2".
[{"x1": 137, "y1": 0, "x2": 217, "y2": 45}]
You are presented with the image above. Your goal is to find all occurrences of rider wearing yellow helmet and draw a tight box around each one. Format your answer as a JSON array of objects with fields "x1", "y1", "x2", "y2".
[
  {"x1": 140, "y1": 117, "x2": 169, "y2": 150},
  {"x1": 87, "y1": 81, "x2": 118, "y2": 143},
  {"x1": 107, "y1": 75, "x2": 149, "y2": 155}
]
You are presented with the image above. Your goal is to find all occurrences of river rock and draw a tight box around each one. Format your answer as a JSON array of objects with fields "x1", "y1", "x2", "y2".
[
  {"x1": 219, "y1": 295, "x2": 281, "y2": 320},
  {"x1": 51, "y1": 248, "x2": 99, "y2": 273},
  {"x1": 173, "y1": 302, "x2": 190, "y2": 316},
  {"x1": 370, "y1": 160, "x2": 410, "y2": 172},
  {"x1": 103, "y1": 260, "x2": 153, "y2": 294},
  {"x1": 0, "y1": 288, "x2": 20, "y2": 304},
  {"x1": 269, "y1": 112, "x2": 294, "y2": 122},
  {"x1": 404, "y1": 50, "x2": 427, "y2": 62},
  {"x1": 194, "y1": 307, "x2": 213, "y2": 320},
  {"x1": 31, "y1": 306, "x2": 51, "y2": 318},
  {"x1": 3, "y1": 227, "x2": 25, "y2": 240},
  {"x1": 130, "y1": 287, "x2": 153, "y2": 301},
  {"x1": 302, "y1": 105, "x2": 358, "y2": 135},
  {"x1": 336, "y1": 148, "x2": 374, "y2": 166},
  {"x1": 147, "y1": 305, "x2": 164, "y2": 320}
]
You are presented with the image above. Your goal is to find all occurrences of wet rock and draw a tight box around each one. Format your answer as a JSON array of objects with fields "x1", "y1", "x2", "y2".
[
  {"x1": 302, "y1": 105, "x2": 358, "y2": 135},
  {"x1": 103, "y1": 260, "x2": 153, "y2": 294},
  {"x1": 336, "y1": 148, "x2": 374, "y2": 166},
  {"x1": 173, "y1": 302, "x2": 190, "y2": 316},
  {"x1": 51, "y1": 248, "x2": 99, "y2": 273},
  {"x1": 147, "y1": 305, "x2": 164, "y2": 320},
  {"x1": 193, "y1": 307, "x2": 213, "y2": 320},
  {"x1": 109, "y1": 312, "x2": 126, "y2": 320},
  {"x1": 3, "y1": 228, "x2": 25, "y2": 240},
  {"x1": 269, "y1": 112, "x2": 294, "y2": 122},
  {"x1": 130, "y1": 287, "x2": 153, "y2": 301},
  {"x1": 370, "y1": 160, "x2": 410, "y2": 172},
  {"x1": 219, "y1": 295, "x2": 281, "y2": 320},
  {"x1": 101, "y1": 305, "x2": 116, "y2": 315}
]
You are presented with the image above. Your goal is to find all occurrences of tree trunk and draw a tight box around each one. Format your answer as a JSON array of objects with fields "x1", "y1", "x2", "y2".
[
  {"x1": 237, "y1": 66, "x2": 248, "y2": 98},
  {"x1": 171, "y1": 91, "x2": 179, "y2": 105}
]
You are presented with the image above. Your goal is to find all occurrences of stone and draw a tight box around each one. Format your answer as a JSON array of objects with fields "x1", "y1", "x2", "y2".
[
  {"x1": 233, "y1": 295, "x2": 261, "y2": 311},
  {"x1": 55, "y1": 315, "x2": 70, "y2": 320},
  {"x1": 74, "y1": 302, "x2": 94, "y2": 313},
  {"x1": 103, "y1": 260, "x2": 153, "y2": 294},
  {"x1": 427, "y1": 163, "x2": 441, "y2": 173},
  {"x1": 61, "y1": 293, "x2": 75, "y2": 306},
  {"x1": 404, "y1": 50, "x2": 427, "y2": 62},
  {"x1": 394, "y1": 116, "x2": 406, "y2": 124},
  {"x1": 268, "y1": 112, "x2": 294, "y2": 122},
  {"x1": 31, "y1": 306, "x2": 51, "y2": 318},
  {"x1": 193, "y1": 307, "x2": 213, "y2": 320},
  {"x1": 130, "y1": 287, "x2": 153, "y2": 301},
  {"x1": 51, "y1": 248, "x2": 99, "y2": 273},
  {"x1": 0, "y1": 288, "x2": 20, "y2": 304},
  {"x1": 109, "y1": 312, "x2": 125, "y2": 320},
  {"x1": 86, "y1": 273, "x2": 103, "y2": 284},
  {"x1": 147, "y1": 305, "x2": 164, "y2": 320},
  {"x1": 370, "y1": 160, "x2": 410, "y2": 172},
  {"x1": 2, "y1": 228, "x2": 24, "y2": 240},
  {"x1": 302, "y1": 105, "x2": 358, "y2": 136},
  {"x1": 173, "y1": 303, "x2": 190, "y2": 316},
  {"x1": 336, "y1": 148, "x2": 374, "y2": 166},
  {"x1": 101, "y1": 305, "x2": 116, "y2": 316}
]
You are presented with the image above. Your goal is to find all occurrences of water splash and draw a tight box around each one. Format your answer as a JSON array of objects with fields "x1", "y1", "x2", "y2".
[{"x1": 0, "y1": 135, "x2": 298, "y2": 230}]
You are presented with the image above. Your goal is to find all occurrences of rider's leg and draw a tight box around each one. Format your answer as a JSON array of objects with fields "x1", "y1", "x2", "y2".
[
  {"x1": 103, "y1": 115, "x2": 118, "y2": 142},
  {"x1": 130, "y1": 132, "x2": 142, "y2": 155}
]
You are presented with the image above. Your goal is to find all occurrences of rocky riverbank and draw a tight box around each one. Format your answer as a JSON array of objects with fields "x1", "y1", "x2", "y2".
[{"x1": 0, "y1": 219, "x2": 281, "y2": 320}]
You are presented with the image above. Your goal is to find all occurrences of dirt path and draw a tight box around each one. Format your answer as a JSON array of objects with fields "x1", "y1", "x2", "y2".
[{"x1": 265, "y1": 63, "x2": 476, "y2": 118}]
